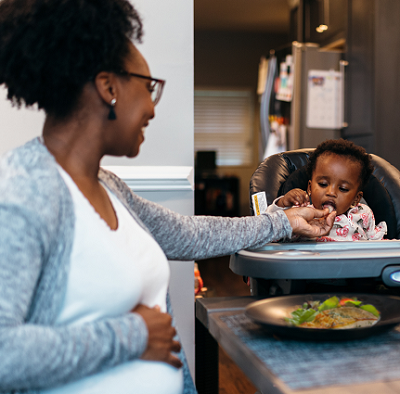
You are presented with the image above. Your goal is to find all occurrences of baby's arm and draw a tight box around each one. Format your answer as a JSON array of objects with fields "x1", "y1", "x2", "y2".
[{"x1": 276, "y1": 188, "x2": 309, "y2": 208}]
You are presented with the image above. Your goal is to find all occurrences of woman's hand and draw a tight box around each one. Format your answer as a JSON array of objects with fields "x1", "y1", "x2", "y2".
[
  {"x1": 133, "y1": 304, "x2": 183, "y2": 369},
  {"x1": 277, "y1": 188, "x2": 309, "y2": 208},
  {"x1": 284, "y1": 206, "x2": 336, "y2": 238}
]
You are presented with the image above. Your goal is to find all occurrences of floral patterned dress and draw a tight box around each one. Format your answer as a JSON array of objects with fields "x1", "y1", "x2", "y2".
[{"x1": 316, "y1": 203, "x2": 387, "y2": 242}]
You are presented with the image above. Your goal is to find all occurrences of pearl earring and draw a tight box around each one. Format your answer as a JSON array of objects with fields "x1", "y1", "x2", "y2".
[{"x1": 108, "y1": 98, "x2": 117, "y2": 120}]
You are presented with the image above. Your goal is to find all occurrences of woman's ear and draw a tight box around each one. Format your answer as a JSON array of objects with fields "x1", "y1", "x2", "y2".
[
  {"x1": 94, "y1": 71, "x2": 117, "y2": 105},
  {"x1": 353, "y1": 191, "x2": 363, "y2": 206}
]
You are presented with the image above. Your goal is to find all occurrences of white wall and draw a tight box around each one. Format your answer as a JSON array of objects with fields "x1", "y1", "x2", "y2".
[
  {"x1": 102, "y1": 0, "x2": 194, "y2": 167},
  {"x1": 0, "y1": 0, "x2": 195, "y2": 379},
  {"x1": 0, "y1": 88, "x2": 44, "y2": 152}
]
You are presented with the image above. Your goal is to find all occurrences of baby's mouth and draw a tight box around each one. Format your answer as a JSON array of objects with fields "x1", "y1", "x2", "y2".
[{"x1": 322, "y1": 202, "x2": 336, "y2": 213}]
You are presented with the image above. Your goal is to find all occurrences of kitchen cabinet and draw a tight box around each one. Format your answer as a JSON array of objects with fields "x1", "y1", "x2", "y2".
[
  {"x1": 304, "y1": 0, "x2": 347, "y2": 48},
  {"x1": 342, "y1": 0, "x2": 374, "y2": 144},
  {"x1": 343, "y1": 0, "x2": 400, "y2": 169},
  {"x1": 290, "y1": 0, "x2": 400, "y2": 169}
]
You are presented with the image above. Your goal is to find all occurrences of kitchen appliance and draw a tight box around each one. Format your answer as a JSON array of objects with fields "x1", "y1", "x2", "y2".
[{"x1": 259, "y1": 42, "x2": 345, "y2": 160}]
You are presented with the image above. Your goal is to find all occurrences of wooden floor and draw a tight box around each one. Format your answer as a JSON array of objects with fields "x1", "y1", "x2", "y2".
[{"x1": 197, "y1": 255, "x2": 258, "y2": 394}]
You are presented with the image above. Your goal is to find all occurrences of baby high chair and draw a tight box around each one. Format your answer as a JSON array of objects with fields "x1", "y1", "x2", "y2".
[{"x1": 230, "y1": 149, "x2": 400, "y2": 296}]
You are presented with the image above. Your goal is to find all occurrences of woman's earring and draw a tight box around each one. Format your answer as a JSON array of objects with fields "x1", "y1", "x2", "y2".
[{"x1": 108, "y1": 98, "x2": 117, "y2": 120}]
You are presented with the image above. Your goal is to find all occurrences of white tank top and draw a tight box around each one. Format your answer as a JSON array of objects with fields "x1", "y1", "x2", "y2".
[{"x1": 40, "y1": 167, "x2": 183, "y2": 394}]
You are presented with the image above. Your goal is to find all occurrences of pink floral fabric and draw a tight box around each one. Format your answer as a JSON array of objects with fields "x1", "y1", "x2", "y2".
[{"x1": 316, "y1": 203, "x2": 387, "y2": 242}]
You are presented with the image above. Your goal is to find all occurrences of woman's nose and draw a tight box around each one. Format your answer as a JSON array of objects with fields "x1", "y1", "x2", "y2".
[{"x1": 150, "y1": 105, "x2": 155, "y2": 120}]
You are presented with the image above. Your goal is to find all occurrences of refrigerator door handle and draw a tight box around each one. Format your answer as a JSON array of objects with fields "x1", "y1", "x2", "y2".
[{"x1": 340, "y1": 59, "x2": 349, "y2": 128}]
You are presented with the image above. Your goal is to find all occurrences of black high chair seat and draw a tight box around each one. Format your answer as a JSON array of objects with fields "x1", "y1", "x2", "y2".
[{"x1": 241, "y1": 149, "x2": 400, "y2": 296}]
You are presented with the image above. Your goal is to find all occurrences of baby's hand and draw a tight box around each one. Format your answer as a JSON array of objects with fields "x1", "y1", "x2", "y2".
[{"x1": 277, "y1": 188, "x2": 309, "y2": 208}]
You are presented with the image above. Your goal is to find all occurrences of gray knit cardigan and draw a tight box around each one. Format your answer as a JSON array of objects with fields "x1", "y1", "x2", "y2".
[{"x1": 0, "y1": 138, "x2": 292, "y2": 394}]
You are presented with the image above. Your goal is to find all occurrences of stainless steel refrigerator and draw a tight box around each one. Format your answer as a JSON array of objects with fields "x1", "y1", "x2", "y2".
[{"x1": 260, "y1": 42, "x2": 345, "y2": 157}]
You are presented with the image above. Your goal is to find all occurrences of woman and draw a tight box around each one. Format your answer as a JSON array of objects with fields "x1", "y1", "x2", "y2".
[{"x1": 0, "y1": 1, "x2": 335, "y2": 393}]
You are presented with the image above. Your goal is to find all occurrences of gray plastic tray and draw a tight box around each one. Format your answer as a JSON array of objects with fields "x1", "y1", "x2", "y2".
[{"x1": 229, "y1": 240, "x2": 400, "y2": 286}]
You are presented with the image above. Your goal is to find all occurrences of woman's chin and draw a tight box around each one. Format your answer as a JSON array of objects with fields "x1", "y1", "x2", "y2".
[
  {"x1": 127, "y1": 149, "x2": 140, "y2": 158},
  {"x1": 126, "y1": 143, "x2": 142, "y2": 158}
]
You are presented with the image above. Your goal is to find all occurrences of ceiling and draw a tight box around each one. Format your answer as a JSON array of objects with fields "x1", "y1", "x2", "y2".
[{"x1": 194, "y1": 0, "x2": 292, "y2": 33}]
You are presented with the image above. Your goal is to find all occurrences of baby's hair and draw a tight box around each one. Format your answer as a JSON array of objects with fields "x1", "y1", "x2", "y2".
[{"x1": 306, "y1": 139, "x2": 374, "y2": 189}]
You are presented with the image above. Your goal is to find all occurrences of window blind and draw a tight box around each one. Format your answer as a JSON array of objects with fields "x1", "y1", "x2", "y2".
[{"x1": 194, "y1": 89, "x2": 254, "y2": 166}]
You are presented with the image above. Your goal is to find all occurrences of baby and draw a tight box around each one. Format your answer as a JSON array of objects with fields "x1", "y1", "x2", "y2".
[{"x1": 268, "y1": 139, "x2": 387, "y2": 241}]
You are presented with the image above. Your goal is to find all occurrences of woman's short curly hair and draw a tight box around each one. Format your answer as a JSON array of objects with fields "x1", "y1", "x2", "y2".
[
  {"x1": 306, "y1": 138, "x2": 374, "y2": 189},
  {"x1": 0, "y1": 0, "x2": 143, "y2": 118}
]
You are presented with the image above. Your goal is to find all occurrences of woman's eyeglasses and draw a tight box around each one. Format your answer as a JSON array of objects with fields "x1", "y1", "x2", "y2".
[{"x1": 119, "y1": 71, "x2": 166, "y2": 105}]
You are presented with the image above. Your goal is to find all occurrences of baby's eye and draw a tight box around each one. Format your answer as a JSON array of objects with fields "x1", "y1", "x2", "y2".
[
  {"x1": 339, "y1": 187, "x2": 349, "y2": 192},
  {"x1": 318, "y1": 182, "x2": 327, "y2": 188}
]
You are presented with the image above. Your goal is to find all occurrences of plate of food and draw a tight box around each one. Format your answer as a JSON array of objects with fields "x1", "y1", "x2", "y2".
[{"x1": 245, "y1": 293, "x2": 400, "y2": 340}]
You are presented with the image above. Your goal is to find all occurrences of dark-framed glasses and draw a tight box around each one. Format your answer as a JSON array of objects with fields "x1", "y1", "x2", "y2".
[{"x1": 119, "y1": 71, "x2": 166, "y2": 105}]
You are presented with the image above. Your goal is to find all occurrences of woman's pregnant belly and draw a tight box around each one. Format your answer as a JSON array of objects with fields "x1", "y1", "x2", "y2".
[{"x1": 41, "y1": 359, "x2": 183, "y2": 394}]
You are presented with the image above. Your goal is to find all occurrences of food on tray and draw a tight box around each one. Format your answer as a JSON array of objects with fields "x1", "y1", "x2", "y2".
[{"x1": 285, "y1": 296, "x2": 380, "y2": 329}]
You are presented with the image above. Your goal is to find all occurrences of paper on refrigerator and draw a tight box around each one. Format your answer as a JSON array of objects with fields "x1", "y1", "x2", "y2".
[{"x1": 306, "y1": 69, "x2": 343, "y2": 129}]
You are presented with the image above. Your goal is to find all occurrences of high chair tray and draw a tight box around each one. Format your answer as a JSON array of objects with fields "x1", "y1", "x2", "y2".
[{"x1": 229, "y1": 240, "x2": 400, "y2": 285}]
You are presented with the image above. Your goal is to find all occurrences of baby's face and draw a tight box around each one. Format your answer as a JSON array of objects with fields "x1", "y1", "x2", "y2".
[{"x1": 308, "y1": 153, "x2": 363, "y2": 216}]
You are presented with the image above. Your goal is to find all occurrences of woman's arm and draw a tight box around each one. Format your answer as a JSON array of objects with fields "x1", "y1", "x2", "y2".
[
  {"x1": 127, "y1": 192, "x2": 293, "y2": 260},
  {"x1": 131, "y1": 194, "x2": 334, "y2": 260},
  {"x1": 116, "y1": 178, "x2": 333, "y2": 260}
]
